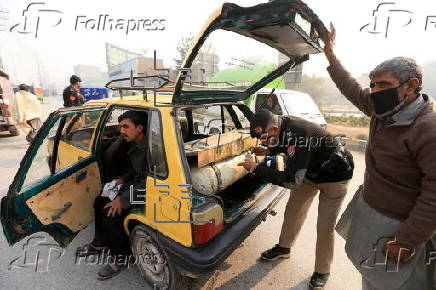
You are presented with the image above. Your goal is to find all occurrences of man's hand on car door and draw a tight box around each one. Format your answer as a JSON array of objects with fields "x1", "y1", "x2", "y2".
[
  {"x1": 104, "y1": 197, "x2": 122, "y2": 217},
  {"x1": 324, "y1": 22, "x2": 337, "y2": 64}
]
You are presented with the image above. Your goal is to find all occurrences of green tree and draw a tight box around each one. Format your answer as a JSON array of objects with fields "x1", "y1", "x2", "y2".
[
  {"x1": 174, "y1": 34, "x2": 195, "y2": 69},
  {"x1": 297, "y1": 74, "x2": 328, "y2": 106}
]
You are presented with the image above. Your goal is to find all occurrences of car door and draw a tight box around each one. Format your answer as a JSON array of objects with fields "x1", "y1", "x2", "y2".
[{"x1": 1, "y1": 106, "x2": 106, "y2": 247}]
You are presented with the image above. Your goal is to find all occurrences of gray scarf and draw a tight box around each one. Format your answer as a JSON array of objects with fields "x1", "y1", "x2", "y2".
[{"x1": 380, "y1": 94, "x2": 428, "y2": 127}]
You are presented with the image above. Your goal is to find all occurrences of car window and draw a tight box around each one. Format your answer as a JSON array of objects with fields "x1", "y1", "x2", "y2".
[
  {"x1": 191, "y1": 105, "x2": 235, "y2": 135},
  {"x1": 255, "y1": 94, "x2": 269, "y2": 111},
  {"x1": 148, "y1": 110, "x2": 167, "y2": 178},
  {"x1": 181, "y1": 29, "x2": 287, "y2": 92},
  {"x1": 107, "y1": 108, "x2": 127, "y2": 124},
  {"x1": 255, "y1": 93, "x2": 283, "y2": 115},
  {"x1": 279, "y1": 93, "x2": 321, "y2": 115},
  {"x1": 22, "y1": 118, "x2": 62, "y2": 190},
  {"x1": 100, "y1": 108, "x2": 130, "y2": 140},
  {"x1": 60, "y1": 111, "x2": 102, "y2": 151},
  {"x1": 232, "y1": 105, "x2": 250, "y2": 128}
]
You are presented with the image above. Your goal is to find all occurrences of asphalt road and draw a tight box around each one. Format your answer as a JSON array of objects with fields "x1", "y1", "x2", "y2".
[{"x1": 0, "y1": 97, "x2": 364, "y2": 289}]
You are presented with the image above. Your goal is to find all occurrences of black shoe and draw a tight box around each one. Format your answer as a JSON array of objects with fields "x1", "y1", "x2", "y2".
[
  {"x1": 309, "y1": 272, "x2": 330, "y2": 290},
  {"x1": 260, "y1": 244, "x2": 290, "y2": 261},
  {"x1": 76, "y1": 243, "x2": 108, "y2": 257}
]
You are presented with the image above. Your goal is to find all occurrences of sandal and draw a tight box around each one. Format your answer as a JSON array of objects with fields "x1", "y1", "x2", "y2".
[
  {"x1": 97, "y1": 262, "x2": 126, "y2": 280},
  {"x1": 76, "y1": 243, "x2": 108, "y2": 257}
]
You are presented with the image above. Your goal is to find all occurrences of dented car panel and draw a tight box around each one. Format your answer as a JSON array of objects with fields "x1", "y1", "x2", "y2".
[{"x1": 1, "y1": 107, "x2": 106, "y2": 247}]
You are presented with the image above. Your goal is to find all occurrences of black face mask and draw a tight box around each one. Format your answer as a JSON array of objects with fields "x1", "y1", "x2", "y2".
[{"x1": 370, "y1": 83, "x2": 407, "y2": 116}]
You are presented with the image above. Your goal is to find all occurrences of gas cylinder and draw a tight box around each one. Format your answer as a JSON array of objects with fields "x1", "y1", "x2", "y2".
[{"x1": 190, "y1": 153, "x2": 254, "y2": 195}]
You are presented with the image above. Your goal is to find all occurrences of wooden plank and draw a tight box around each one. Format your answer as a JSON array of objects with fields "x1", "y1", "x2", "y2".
[{"x1": 188, "y1": 131, "x2": 257, "y2": 167}]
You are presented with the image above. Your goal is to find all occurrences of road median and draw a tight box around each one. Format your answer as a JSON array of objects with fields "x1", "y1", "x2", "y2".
[{"x1": 344, "y1": 137, "x2": 367, "y2": 153}]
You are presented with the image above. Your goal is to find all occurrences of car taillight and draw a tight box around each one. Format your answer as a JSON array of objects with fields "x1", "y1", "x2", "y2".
[
  {"x1": 194, "y1": 219, "x2": 224, "y2": 245},
  {"x1": 192, "y1": 202, "x2": 224, "y2": 245}
]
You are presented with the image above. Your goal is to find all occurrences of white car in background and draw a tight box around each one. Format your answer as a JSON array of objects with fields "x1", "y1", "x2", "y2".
[{"x1": 251, "y1": 88, "x2": 327, "y2": 128}]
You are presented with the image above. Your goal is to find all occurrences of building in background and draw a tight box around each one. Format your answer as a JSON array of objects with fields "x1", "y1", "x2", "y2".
[
  {"x1": 191, "y1": 52, "x2": 219, "y2": 84},
  {"x1": 107, "y1": 56, "x2": 165, "y2": 80},
  {"x1": 73, "y1": 64, "x2": 108, "y2": 86},
  {"x1": 106, "y1": 42, "x2": 166, "y2": 83},
  {"x1": 279, "y1": 53, "x2": 303, "y2": 89},
  {"x1": 105, "y1": 43, "x2": 143, "y2": 70}
]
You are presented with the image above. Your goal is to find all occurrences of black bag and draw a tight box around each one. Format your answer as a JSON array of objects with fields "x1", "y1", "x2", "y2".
[{"x1": 320, "y1": 145, "x2": 353, "y2": 173}]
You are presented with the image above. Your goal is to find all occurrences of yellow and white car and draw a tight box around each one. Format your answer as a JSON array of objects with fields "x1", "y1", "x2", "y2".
[{"x1": 1, "y1": 0, "x2": 327, "y2": 288}]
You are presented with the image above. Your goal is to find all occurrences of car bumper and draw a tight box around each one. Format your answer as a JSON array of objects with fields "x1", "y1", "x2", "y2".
[{"x1": 156, "y1": 184, "x2": 287, "y2": 276}]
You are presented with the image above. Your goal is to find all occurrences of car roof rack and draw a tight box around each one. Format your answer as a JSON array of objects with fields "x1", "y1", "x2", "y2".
[{"x1": 105, "y1": 71, "x2": 173, "y2": 101}]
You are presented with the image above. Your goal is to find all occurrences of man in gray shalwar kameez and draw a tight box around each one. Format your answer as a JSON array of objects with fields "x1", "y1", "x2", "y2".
[{"x1": 324, "y1": 23, "x2": 436, "y2": 290}]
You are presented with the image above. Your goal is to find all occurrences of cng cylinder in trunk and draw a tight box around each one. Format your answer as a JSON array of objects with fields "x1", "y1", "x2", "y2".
[{"x1": 190, "y1": 153, "x2": 254, "y2": 196}]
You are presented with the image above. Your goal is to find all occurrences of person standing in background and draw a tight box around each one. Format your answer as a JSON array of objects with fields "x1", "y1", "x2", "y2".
[
  {"x1": 11, "y1": 83, "x2": 42, "y2": 143},
  {"x1": 63, "y1": 75, "x2": 85, "y2": 107}
]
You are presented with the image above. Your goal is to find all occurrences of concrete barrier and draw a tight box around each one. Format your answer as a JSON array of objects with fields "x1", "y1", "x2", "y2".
[{"x1": 344, "y1": 137, "x2": 367, "y2": 153}]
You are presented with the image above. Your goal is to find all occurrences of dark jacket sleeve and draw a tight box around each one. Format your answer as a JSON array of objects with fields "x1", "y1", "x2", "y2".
[
  {"x1": 327, "y1": 60, "x2": 374, "y2": 117},
  {"x1": 395, "y1": 117, "x2": 436, "y2": 248},
  {"x1": 118, "y1": 184, "x2": 132, "y2": 209},
  {"x1": 117, "y1": 169, "x2": 136, "y2": 184},
  {"x1": 77, "y1": 95, "x2": 85, "y2": 105},
  {"x1": 119, "y1": 178, "x2": 146, "y2": 209},
  {"x1": 62, "y1": 88, "x2": 70, "y2": 107},
  {"x1": 268, "y1": 145, "x2": 285, "y2": 156},
  {"x1": 254, "y1": 144, "x2": 312, "y2": 187}
]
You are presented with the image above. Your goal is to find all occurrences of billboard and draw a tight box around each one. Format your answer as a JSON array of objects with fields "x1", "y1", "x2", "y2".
[{"x1": 105, "y1": 43, "x2": 142, "y2": 70}]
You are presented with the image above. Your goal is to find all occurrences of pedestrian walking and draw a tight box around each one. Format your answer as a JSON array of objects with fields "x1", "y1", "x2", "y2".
[{"x1": 11, "y1": 83, "x2": 42, "y2": 143}]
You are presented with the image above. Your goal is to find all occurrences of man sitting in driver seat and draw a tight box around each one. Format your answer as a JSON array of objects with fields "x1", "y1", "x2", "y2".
[{"x1": 77, "y1": 110, "x2": 148, "y2": 280}]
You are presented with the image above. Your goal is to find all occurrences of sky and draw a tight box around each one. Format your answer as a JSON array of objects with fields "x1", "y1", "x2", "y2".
[{"x1": 1, "y1": 0, "x2": 436, "y2": 88}]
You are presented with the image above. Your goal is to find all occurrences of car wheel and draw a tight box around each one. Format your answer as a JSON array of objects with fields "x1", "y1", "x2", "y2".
[
  {"x1": 130, "y1": 225, "x2": 182, "y2": 290},
  {"x1": 9, "y1": 126, "x2": 19, "y2": 136}
]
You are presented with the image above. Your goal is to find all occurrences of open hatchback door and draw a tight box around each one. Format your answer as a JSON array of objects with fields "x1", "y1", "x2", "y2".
[
  {"x1": 171, "y1": 0, "x2": 328, "y2": 105},
  {"x1": 1, "y1": 106, "x2": 107, "y2": 247}
]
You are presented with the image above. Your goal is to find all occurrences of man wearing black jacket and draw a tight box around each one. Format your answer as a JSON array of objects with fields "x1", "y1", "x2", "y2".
[
  {"x1": 238, "y1": 109, "x2": 354, "y2": 290},
  {"x1": 63, "y1": 75, "x2": 85, "y2": 107},
  {"x1": 76, "y1": 110, "x2": 148, "y2": 280}
]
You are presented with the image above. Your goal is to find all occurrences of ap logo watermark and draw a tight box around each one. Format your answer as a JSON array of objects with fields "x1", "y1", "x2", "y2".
[{"x1": 8, "y1": 235, "x2": 65, "y2": 272}]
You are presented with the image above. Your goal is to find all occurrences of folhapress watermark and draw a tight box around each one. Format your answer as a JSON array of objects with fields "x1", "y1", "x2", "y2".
[
  {"x1": 359, "y1": 236, "x2": 436, "y2": 273},
  {"x1": 75, "y1": 249, "x2": 165, "y2": 269},
  {"x1": 0, "y1": 2, "x2": 166, "y2": 38},
  {"x1": 74, "y1": 15, "x2": 165, "y2": 35},
  {"x1": 361, "y1": 2, "x2": 436, "y2": 38},
  {"x1": 8, "y1": 235, "x2": 166, "y2": 273},
  {"x1": 8, "y1": 236, "x2": 65, "y2": 272}
]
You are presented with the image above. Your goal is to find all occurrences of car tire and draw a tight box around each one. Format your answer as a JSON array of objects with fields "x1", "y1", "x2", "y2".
[
  {"x1": 130, "y1": 224, "x2": 183, "y2": 290},
  {"x1": 9, "y1": 126, "x2": 19, "y2": 136}
]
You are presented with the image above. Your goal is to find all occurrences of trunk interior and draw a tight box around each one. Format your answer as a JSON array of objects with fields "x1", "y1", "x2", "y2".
[
  {"x1": 215, "y1": 174, "x2": 266, "y2": 222},
  {"x1": 184, "y1": 132, "x2": 267, "y2": 223}
]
